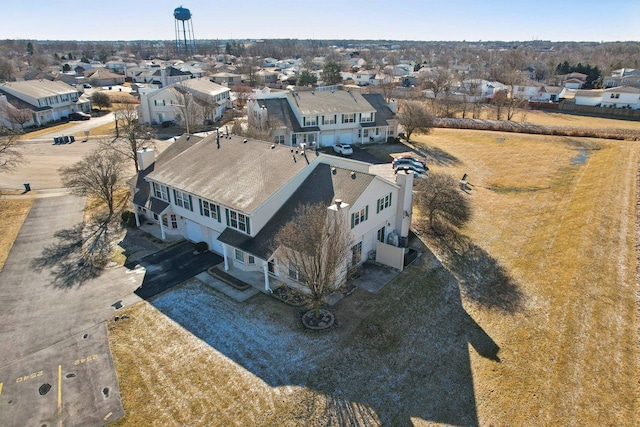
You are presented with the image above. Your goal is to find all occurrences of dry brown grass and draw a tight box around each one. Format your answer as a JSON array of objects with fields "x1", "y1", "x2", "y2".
[
  {"x1": 75, "y1": 120, "x2": 115, "y2": 138},
  {"x1": 0, "y1": 197, "x2": 33, "y2": 271},
  {"x1": 413, "y1": 128, "x2": 639, "y2": 426},
  {"x1": 107, "y1": 124, "x2": 639, "y2": 426},
  {"x1": 20, "y1": 123, "x2": 75, "y2": 139}
]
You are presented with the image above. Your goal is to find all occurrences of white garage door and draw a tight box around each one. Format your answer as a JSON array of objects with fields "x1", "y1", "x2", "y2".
[
  {"x1": 339, "y1": 131, "x2": 352, "y2": 144},
  {"x1": 184, "y1": 220, "x2": 203, "y2": 243},
  {"x1": 320, "y1": 133, "x2": 334, "y2": 147}
]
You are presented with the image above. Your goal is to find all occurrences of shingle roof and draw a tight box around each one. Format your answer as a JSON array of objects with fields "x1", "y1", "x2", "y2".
[
  {"x1": 362, "y1": 93, "x2": 396, "y2": 126},
  {"x1": 0, "y1": 80, "x2": 78, "y2": 99},
  {"x1": 146, "y1": 134, "x2": 318, "y2": 213},
  {"x1": 256, "y1": 98, "x2": 303, "y2": 132},
  {"x1": 288, "y1": 89, "x2": 375, "y2": 115},
  {"x1": 219, "y1": 162, "x2": 375, "y2": 259},
  {"x1": 176, "y1": 77, "x2": 230, "y2": 96},
  {"x1": 603, "y1": 86, "x2": 640, "y2": 94}
]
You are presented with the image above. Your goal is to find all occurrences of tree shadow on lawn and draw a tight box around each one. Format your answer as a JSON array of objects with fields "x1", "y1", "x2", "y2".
[
  {"x1": 415, "y1": 144, "x2": 461, "y2": 167},
  {"x1": 429, "y1": 227, "x2": 525, "y2": 314},
  {"x1": 149, "y1": 256, "x2": 501, "y2": 426},
  {"x1": 31, "y1": 215, "x2": 118, "y2": 289}
]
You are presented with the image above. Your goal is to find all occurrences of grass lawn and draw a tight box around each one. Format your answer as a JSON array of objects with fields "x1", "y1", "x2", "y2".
[
  {"x1": 0, "y1": 197, "x2": 34, "y2": 272},
  {"x1": 107, "y1": 125, "x2": 639, "y2": 425}
]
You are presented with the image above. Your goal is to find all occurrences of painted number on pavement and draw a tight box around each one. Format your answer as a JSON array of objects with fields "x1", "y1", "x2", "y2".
[
  {"x1": 15, "y1": 370, "x2": 43, "y2": 383},
  {"x1": 73, "y1": 354, "x2": 98, "y2": 365}
]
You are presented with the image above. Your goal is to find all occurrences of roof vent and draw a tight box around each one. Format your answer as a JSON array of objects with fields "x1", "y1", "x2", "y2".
[
  {"x1": 335, "y1": 199, "x2": 342, "y2": 208},
  {"x1": 331, "y1": 167, "x2": 337, "y2": 174},
  {"x1": 351, "y1": 171, "x2": 356, "y2": 179}
]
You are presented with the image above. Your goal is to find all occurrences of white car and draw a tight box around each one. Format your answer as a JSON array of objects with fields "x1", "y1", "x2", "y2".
[{"x1": 333, "y1": 143, "x2": 353, "y2": 156}]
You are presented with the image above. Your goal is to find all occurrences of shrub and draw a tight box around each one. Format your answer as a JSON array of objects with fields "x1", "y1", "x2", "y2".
[
  {"x1": 195, "y1": 241, "x2": 208, "y2": 253},
  {"x1": 121, "y1": 210, "x2": 137, "y2": 227}
]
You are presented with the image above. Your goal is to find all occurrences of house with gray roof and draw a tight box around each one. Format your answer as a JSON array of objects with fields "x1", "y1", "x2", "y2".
[
  {"x1": 247, "y1": 87, "x2": 399, "y2": 148},
  {"x1": 138, "y1": 77, "x2": 231, "y2": 126},
  {"x1": 0, "y1": 80, "x2": 91, "y2": 128},
  {"x1": 129, "y1": 132, "x2": 414, "y2": 292}
]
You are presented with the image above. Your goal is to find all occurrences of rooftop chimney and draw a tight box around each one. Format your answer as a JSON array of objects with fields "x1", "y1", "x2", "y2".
[{"x1": 335, "y1": 199, "x2": 342, "y2": 209}]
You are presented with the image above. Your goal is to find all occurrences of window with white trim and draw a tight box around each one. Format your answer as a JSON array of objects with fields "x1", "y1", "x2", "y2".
[
  {"x1": 377, "y1": 193, "x2": 392, "y2": 213},
  {"x1": 360, "y1": 112, "x2": 373, "y2": 122},
  {"x1": 351, "y1": 206, "x2": 369, "y2": 228},
  {"x1": 343, "y1": 113, "x2": 355, "y2": 123},
  {"x1": 323, "y1": 115, "x2": 336, "y2": 125},
  {"x1": 227, "y1": 209, "x2": 251, "y2": 234},
  {"x1": 173, "y1": 190, "x2": 192, "y2": 211},
  {"x1": 304, "y1": 116, "x2": 317, "y2": 126},
  {"x1": 152, "y1": 182, "x2": 170, "y2": 202},
  {"x1": 288, "y1": 262, "x2": 301, "y2": 281},
  {"x1": 200, "y1": 199, "x2": 220, "y2": 221},
  {"x1": 274, "y1": 134, "x2": 285, "y2": 144},
  {"x1": 234, "y1": 248, "x2": 244, "y2": 263}
]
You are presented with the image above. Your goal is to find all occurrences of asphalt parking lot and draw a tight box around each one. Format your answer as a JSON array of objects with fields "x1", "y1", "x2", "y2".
[{"x1": 0, "y1": 324, "x2": 124, "y2": 427}]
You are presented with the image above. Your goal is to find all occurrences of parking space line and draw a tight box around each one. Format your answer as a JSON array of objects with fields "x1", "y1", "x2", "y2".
[{"x1": 58, "y1": 364, "x2": 62, "y2": 427}]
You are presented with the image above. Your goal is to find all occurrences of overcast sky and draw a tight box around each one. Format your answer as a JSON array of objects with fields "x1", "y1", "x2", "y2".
[{"x1": 2, "y1": 0, "x2": 639, "y2": 42}]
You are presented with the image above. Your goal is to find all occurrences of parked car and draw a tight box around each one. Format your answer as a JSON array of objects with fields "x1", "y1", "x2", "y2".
[
  {"x1": 161, "y1": 120, "x2": 176, "y2": 128},
  {"x1": 392, "y1": 155, "x2": 426, "y2": 167},
  {"x1": 69, "y1": 112, "x2": 91, "y2": 121},
  {"x1": 333, "y1": 143, "x2": 353, "y2": 156},
  {"x1": 393, "y1": 158, "x2": 428, "y2": 174},
  {"x1": 83, "y1": 83, "x2": 92, "y2": 88}
]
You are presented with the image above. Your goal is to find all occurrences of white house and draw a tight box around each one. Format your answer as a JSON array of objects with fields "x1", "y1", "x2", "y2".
[
  {"x1": 0, "y1": 80, "x2": 91, "y2": 128},
  {"x1": 600, "y1": 86, "x2": 640, "y2": 109},
  {"x1": 354, "y1": 70, "x2": 377, "y2": 86},
  {"x1": 247, "y1": 88, "x2": 399, "y2": 147},
  {"x1": 128, "y1": 133, "x2": 414, "y2": 292},
  {"x1": 137, "y1": 77, "x2": 231, "y2": 126}
]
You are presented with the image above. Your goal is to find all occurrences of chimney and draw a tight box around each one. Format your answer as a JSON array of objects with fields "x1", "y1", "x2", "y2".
[
  {"x1": 388, "y1": 99, "x2": 397, "y2": 113},
  {"x1": 394, "y1": 170, "x2": 414, "y2": 238},
  {"x1": 136, "y1": 147, "x2": 155, "y2": 171}
]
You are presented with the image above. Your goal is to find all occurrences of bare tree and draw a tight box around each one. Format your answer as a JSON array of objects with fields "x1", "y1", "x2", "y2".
[
  {"x1": 90, "y1": 92, "x2": 112, "y2": 111},
  {"x1": 0, "y1": 127, "x2": 24, "y2": 171},
  {"x1": 172, "y1": 90, "x2": 203, "y2": 133},
  {"x1": 230, "y1": 83, "x2": 252, "y2": 110},
  {"x1": 111, "y1": 103, "x2": 154, "y2": 170},
  {"x1": 397, "y1": 100, "x2": 435, "y2": 142},
  {"x1": 415, "y1": 172, "x2": 471, "y2": 234},
  {"x1": 59, "y1": 145, "x2": 128, "y2": 217},
  {"x1": 273, "y1": 202, "x2": 353, "y2": 319},
  {"x1": 5, "y1": 107, "x2": 33, "y2": 129}
]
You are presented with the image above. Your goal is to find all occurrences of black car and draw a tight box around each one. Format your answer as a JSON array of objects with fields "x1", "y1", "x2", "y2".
[{"x1": 69, "y1": 112, "x2": 91, "y2": 121}]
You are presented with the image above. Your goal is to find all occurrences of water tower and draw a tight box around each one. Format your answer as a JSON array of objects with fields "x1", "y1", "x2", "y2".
[{"x1": 174, "y1": 6, "x2": 196, "y2": 57}]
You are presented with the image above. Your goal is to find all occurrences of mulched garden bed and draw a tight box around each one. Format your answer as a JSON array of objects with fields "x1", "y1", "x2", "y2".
[
  {"x1": 271, "y1": 286, "x2": 307, "y2": 307},
  {"x1": 207, "y1": 266, "x2": 252, "y2": 291}
]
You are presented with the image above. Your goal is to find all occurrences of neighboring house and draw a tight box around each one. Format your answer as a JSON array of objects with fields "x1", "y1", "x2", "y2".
[
  {"x1": 85, "y1": 68, "x2": 125, "y2": 87},
  {"x1": 600, "y1": 86, "x2": 640, "y2": 109},
  {"x1": 0, "y1": 80, "x2": 91, "y2": 128},
  {"x1": 354, "y1": 70, "x2": 377, "y2": 86},
  {"x1": 128, "y1": 133, "x2": 415, "y2": 292},
  {"x1": 538, "y1": 85, "x2": 563, "y2": 102},
  {"x1": 255, "y1": 69, "x2": 279, "y2": 85},
  {"x1": 603, "y1": 69, "x2": 640, "y2": 89},
  {"x1": 511, "y1": 80, "x2": 545, "y2": 101},
  {"x1": 247, "y1": 88, "x2": 399, "y2": 147},
  {"x1": 138, "y1": 77, "x2": 231, "y2": 125},
  {"x1": 210, "y1": 72, "x2": 242, "y2": 86},
  {"x1": 572, "y1": 89, "x2": 603, "y2": 106},
  {"x1": 150, "y1": 67, "x2": 192, "y2": 87}
]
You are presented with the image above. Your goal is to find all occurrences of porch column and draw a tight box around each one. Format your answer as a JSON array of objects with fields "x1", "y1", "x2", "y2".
[
  {"x1": 263, "y1": 262, "x2": 270, "y2": 292},
  {"x1": 222, "y1": 243, "x2": 229, "y2": 271},
  {"x1": 159, "y1": 215, "x2": 166, "y2": 240},
  {"x1": 134, "y1": 209, "x2": 140, "y2": 227}
]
